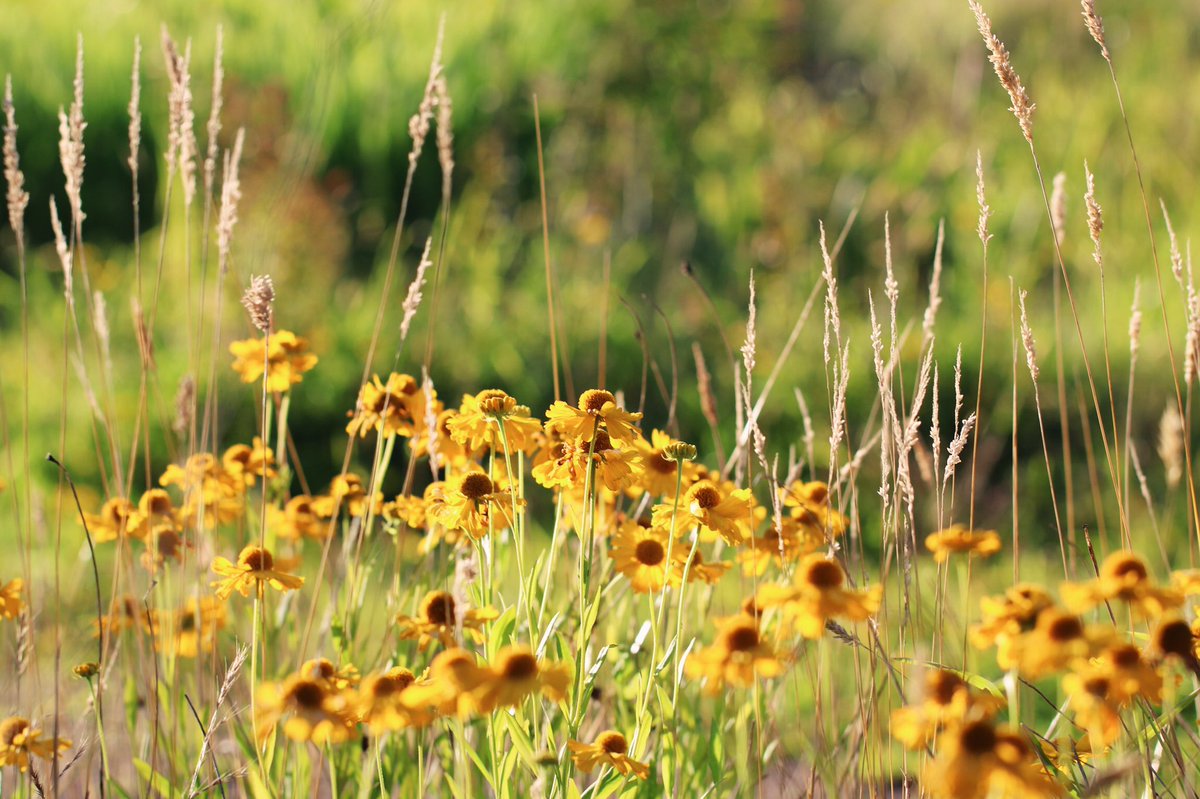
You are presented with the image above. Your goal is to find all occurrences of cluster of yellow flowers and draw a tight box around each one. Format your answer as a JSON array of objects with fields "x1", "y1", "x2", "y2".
[{"x1": 890, "y1": 550, "x2": 1200, "y2": 798}]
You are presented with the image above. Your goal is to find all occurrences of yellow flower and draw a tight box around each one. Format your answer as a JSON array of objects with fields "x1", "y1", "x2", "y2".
[
  {"x1": 311, "y1": 474, "x2": 383, "y2": 519},
  {"x1": 890, "y1": 669, "x2": 1002, "y2": 750},
  {"x1": 300, "y1": 658, "x2": 360, "y2": 691},
  {"x1": 545, "y1": 389, "x2": 642, "y2": 446},
  {"x1": 1061, "y1": 670, "x2": 1123, "y2": 747},
  {"x1": 160, "y1": 453, "x2": 245, "y2": 526},
  {"x1": 157, "y1": 597, "x2": 227, "y2": 658},
  {"x1": 756, "y1": 554, "x2": 882, "y2": 639},
  {"x1": 652, "y1": 480, "x2": 755, "y2": 545},
  {"x1": 382, "y1": 492, "x2": 427, "y2": 531},
  {"x1": 448, "y1": 390, "x2": 542, "y2": 454},
  {"x1": 400, "y1": 647, "x2": 491, "y2": 719},
  {"x1": 969, "y1": 584, "x2": 1055, "y2": 651},
  {"x1": 255, "y1": 676, "x2": 356, "y2": 744},
  {"x1": 781, "y1": 480, "x2": 847, "y2": 538},
  {"x1": 532, "y1": 429, "x2": 643, "y2": 492},
  {"x1": 127, "y1": 489, "x2": 181, "y2": 540},
  {"x1": 678, "y1": 548, "x2": 730, "y2": 585},
  {"x1": 684, "y1": 615, "x2": 786, "y2": 694},
  {"x1": 1089, "y1": 643, "x2": 1162, "y2": 704},
  {"x1": 1149, "y1": 615, "x2": 1200, "y2": 676},
  {"x1": 0, "y1": 579, "x2": 24, "y2": 621},
  {"x1": 738, "y1": 518, "x2": 822, "y2": 576},
  {"x1": 410, "y1": 408, "x2": 477, "y2": 468},
  {"x1": 609, "y1": 521, "x2": 681, "y2": 593},
  {"x1": 140, "y1": 528, "x2": 190, "y2": 573},
  {"x1": 210, "y1": 546, "x2": 304, "y2": 599},
  {"x1": 82, "y1": 497, "x2": 136, "y2": 543},
  {"x1": 471, "y1": 646, "x2": 570, "y2": 713},
  {"x1": 96, "y1": 595, "x2": 152, "y2": 638},
  {"x1": 1001, "y1": 609, "x2": 1115, "y2": 680},
  {"x1": 222, "y1": 438, "x2": 277, "y2": 486},
  {"x1": 1061, "y1": 551, "x2": 1182, "y2": 617},
  {"x1": 925, "y1": 524, "x2": 1002, "y2": 563},
  {"x1": 0, "y1": 717, "x2": 71, "y2": 772},
  {"x1": 271, "y1": 496, "x2": 329, "y2": 541},
  {"x1": 427, "y1": 470, "x2": 517, "y2": 539},
  {"x1": 923, "y1": 720, "x2": 1064, "y2": 799},
  {"x1": 630, "y1": 430, "x2": 700, "y2": 498},
  {"x1": 567, "y1": 730, "x2": 650, "y2": 780},
  {"x1": 229, "y1": 329, "x2": 318, "y2": 392},
  {"x1": 395, "y1": 590, "x2": 499, "y2": 650},
  {"x1": 355, "y1": 667, "x2": 431, "y2": 732},
  {"x1": 346, "y1": 372, "x2": 437, "y2": 439}
]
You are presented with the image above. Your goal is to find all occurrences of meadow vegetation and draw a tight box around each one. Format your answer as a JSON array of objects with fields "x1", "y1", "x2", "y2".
[{"x1": 2, "y1": 0, "x2": 1200, "y2": 796}]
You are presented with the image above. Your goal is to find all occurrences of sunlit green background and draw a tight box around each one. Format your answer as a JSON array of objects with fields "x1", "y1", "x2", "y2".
[{"x1": 2, "y1": 0, "x2": 1199, "y2": 556}]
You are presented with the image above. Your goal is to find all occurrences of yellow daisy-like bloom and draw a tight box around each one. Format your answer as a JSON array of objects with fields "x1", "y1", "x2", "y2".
[
  {"x1": 1001, "y1": 609, "x2": 1116, "y2": 680},
  {"x1": 471, "y1": 646, "x2": 571, "y2": 713},
  {"x1": 1089, "y1": 643, "x2": 1162, "y2": 704},
  {"x1": 383, "y1": 492, "x2": 427, "y2": 531},
  {"x1": 567, "y1": 730, "x2": 650, "y2": 780},
  {"x1": 159, "y1": 597, "x2": 227, "y2": 658},
  {"x1": 969, "y1": 584, "x2": 1055, "y2": 651},
  {"x1": 229, "y1": 329, "x2": 318, "y2": 393},
  {"x1": 400, "y1": 647, "x2": 491, "y2": 719},
  {"x1": 533, "y1": 429, "x2": 644, "y2": 492},
  {"x1": 96, "y1": 595, "x2": 152, "y2": 639},
  {"x1": 545, "y1": 389, "x2": 643, "y2": 446},
  {"x1": 923, "y1": 720, "x2": 1064, "y2": 799},
  {"x1": 300, "y1": 658, "x2": 360, "y2": 692},
  {"x1": 0, "y1": 717, "x2": 71, "y2": 772},
  {"x1": 159, "y1": 453, "x2": 246, "y2": 527},
  {"x1": 127, "y1": 488, "x2": 181, "y2": 540},
  {"x1": 677, "y1": 548, "x2": 730, "y2": 585},
  {"x1": 925, "y1": 524, "x2": 1003, "y2": 563},
  {"x1": 629, "y1": 430, "x2": 700, "y2": 498},
  {"x1": 311, "y1": 474, "x2": 384, "y2": 519},
  {"x1": 222, "y1": 438, "x2": 277, "y2": 486},
  {"x1": 652, "y1": 480, "x2": 755, "y2": 545},
  {"x1": 410, "y1": 408, "x2": 477, "y2": 469},
  {"x1": 684, "y1": 615, "x2": 786, "y2": 695},
  {"x1": 210, "y1": 545, "x2": 304, "y2": 599},
  {"x1": 739, "y1": 518, "x2": 823, "y2": 577},
  {"x1": 427, "y1": 470, "x2": 517, "y2": 539},
  {"x1": 1061, "y1": 670, "x2": 1123, "y2": 747},
  {"x1": 0, "y1": 579, "x2": 24, "y2": 621},
  {"x1": 346, "y1": 372, "x2": 437, "y2": 439},
  {"x1": 1149, "y1": 615, "x2": 1200, "y2": 675},
  {"x1": 395, "y1": 590, "x2": 499, "y2": 650},
  {"x1": 1061, "y1": 551, "x2": 1182, "y2": 617},
  {"x1": 140, "y1": 528, "x2": 190, "y2": 573},
  {"x1": 271, "y1": 496, "x2": 329, "y2": 541},
  {"x1": 756, "y1": 554, "x2": 882, "y2": 639},
  {"x1": 355, "y1": 667, "x2": 431, "y2": 733},
  {"x1": 781, "y1": 480, "x2": 848, "y2": 538},
  {"x1": 447, "y1": 390, "x2": 542, "y2": 454},
  {"x1": 609, "y1": 521, "x2": 681, "y2": 593},
  {"x1": 255, "y1": 675, "x2": 356, "y2": 744},
  {"x1": 890, "y1": 669, "x2": 1003, "y2": 750},
  {"x1": 82, "y1": 497, "x2": 136, "y2": 543}
]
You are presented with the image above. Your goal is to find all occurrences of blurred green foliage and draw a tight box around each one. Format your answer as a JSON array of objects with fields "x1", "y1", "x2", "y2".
[{"x1": 1, "y1": 0, "x2": 1199, "y2": 547}]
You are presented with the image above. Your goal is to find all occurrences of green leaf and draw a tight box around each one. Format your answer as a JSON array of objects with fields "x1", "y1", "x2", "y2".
[{"x1": 133, "y1": 758, "x2": 172, "y2": 797}]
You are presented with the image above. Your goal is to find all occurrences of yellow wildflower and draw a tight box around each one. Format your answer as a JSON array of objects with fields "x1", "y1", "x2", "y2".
[
  {"x1": 567, "y1": 730, "x2": 650, "y2": 780},
  {"x1": 210, "y1": 545, "x2": 304, "y2": 599},
  {"x1": 229, "y1": 329, "x2": 318, "y2": 392}
]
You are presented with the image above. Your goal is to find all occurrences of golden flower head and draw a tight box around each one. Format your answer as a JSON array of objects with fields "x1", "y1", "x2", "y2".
[
  {"x1": 567, "y1": 730, "x2": 651, "y2": 780},
  {"x1": 73, "y1": 661, "x2": 99, "y2": 680},
  {"x1": 210, "y1": 545, "x2": 304, "y2": 599}
]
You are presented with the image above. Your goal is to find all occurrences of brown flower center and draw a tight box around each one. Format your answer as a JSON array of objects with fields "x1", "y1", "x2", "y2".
[
  {"x1": 929, "y1": 670, "x2": 966, "y2": 705},
  {"x1": 1154, "y1": 619, "x2": 1195, "y2": 659},
  {"x1": 648, "y1": 452, "x2": 674, "y2": 474},
  {"x1": 579, "y1": 389, "x2": 616, "y2": 414},
  {"x1": 305, "y1": 659, "x2": 336, "y2": 680},
  {"x1": 388, "y1": 668, "x2": 416, "y2": 691},
  {"x1": 598, "y1": 731, "x2": 628, "y2": 755},
  {"x1": 635, "y1": 539, "x2": 666, "y2": 566},
  {"x1": 460, "y1": 473, "x2": 495, "y2": 500},
  {"x1": 288, "y1": 679, "x2": 327, "y2": 710},
  {"x1": 240, "y1": 547, "x2": 274, "y2": 571},
  {"x1": 423, "y1": 591, "x2": 457, "y2": 626},
  {"x1": 724, "y1": 623, "x2": 760, "y2": 652},
  {"x1": 592, "y1": 430, "x2": 614, "y2": 451},
  {"x1": 689, "y1": 483, "x2": 722, "y2": 509},
  {"x1": 959, "y1": 721, "x2": 997, "y2": 755},
  {"x1": 500, "y1": 651, "x2": 540, "y2": 681},
  {"x1": 144, "y1": 491, "x2": 173, "y2": 515},
  {"x1": 1105, "y1": 553, "x2": 1148, "y2": 582},
  {"x1": 1045, "y1": 614, "x2": 1084, "y2": 643},
  {"x1": 0, "y1": 718, "x2": 29, "y2": 747},
  {"x1": 1109, "y1": 644, "x2": 1141, "y2": 669},
  {"x1": 804, "y1": 559, "x2": 845, "y2": 589},
  {"x1": 1083, "y1": 676, "x2": 1111, "y2": 697}
]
